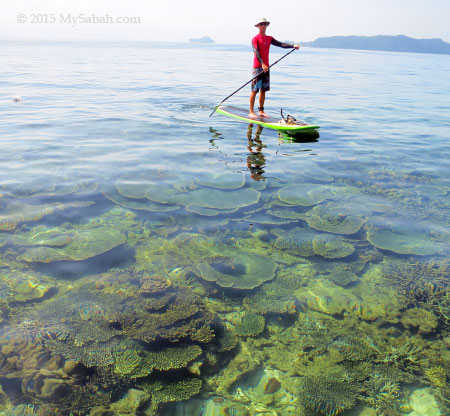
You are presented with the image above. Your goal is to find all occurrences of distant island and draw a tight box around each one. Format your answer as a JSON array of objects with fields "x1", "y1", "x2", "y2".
[
  {"x1": 189, "y1": 36, "x2": 214, "y2": 44},
  {"x1": 303, "y1": 35, "x2": 450, "y2": 55}
]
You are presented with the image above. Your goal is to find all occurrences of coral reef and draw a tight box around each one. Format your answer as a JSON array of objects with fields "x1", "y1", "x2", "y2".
[
  {"x1": 102, "y1": 183, "x2": 179, "y2": 212},
  {"x1": 195, "y1": 171, "x2": 245, "y2": 189},
  {"x1": 140, "y1": 377, "x2": 202, "y2": 405},
  {"x1": 215, "y1": 326, "x2": 238, "y2": 352},
  {"x1": 425, "y1": 366, "x2": 447, "y2": 388},
  {"x1": 298, "y1": 374, "x2": 358, "y2": 415},
  {"x1": 273, "y1": 227, "x2": 317, "y2": 257},
  {"x1": 375, "y1": 339, "x2": 424, "y2": 372},
  {"x1": 144, "y1": 182, "x2": 261, "y2": 211},
  {"x1": 242, "y1": 283, "x2": 297, "y2": 315},
  {"x1": 0, "y1": 328, "x2": 90, "y2": 408},
  {"x1": 17, "y1": 225, "x2": 126, "y2": 263},
  {"x1": 328, "y1": 270, "x2": 360, "y2": 287},
  {"x1": 277, "y1": 183, "x2": 329, "y2": 206},
  {"x1": 366, "y1": 373, "x2": 400, "y2": 411},
  {"x1": 234, "y1": 312, "x2": 265, "y2": 337},
  {"x1": 381, "y1": 259, "x2": 449, "y2": 308},
  {"x1": 195, "y1": 246, "x2": 276, "y2": 290},
  {"x1": 312, "y1": 234, "x2": 355, "y2": 259},
  {"x1": 400, "y1": 307, "x2": 438, "y2": 335},
  {"x1": 304, "y1": 203, "x2": 366, "y2": 235},
  {"x1": 367, "y1": 225, "x2": 444, "y2": 255},
  {"x1": 1, "y1": 149, "x2": 449, "y2": 416},
  {"x1": 313, "y1": 257, "x2": 367, "y2": 287},
  {"x1": 135, "y1": 233, "x2": 276, "y2": 290},
  {"x1": 207, "y1": 340, "x2": 264, "y2": 396},
  {"x1": 274, "y1": 227, "x2": 356, "y2": 259},
  {"x1": 0, "y1": 268, "x2": 57, "y2": 304},
  {"x1": 0, "y1": 201, "x2": 94, "y2": 231},
  {"x1": 113, "y1": 344, "x2": 202, "y2": 377},
  {"x1": 108, "y1": 389, "x2": 152, "y2": 415}
]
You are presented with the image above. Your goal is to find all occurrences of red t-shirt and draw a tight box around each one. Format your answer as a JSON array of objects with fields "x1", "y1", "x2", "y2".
[{"x1": 252, "y1": 34, "x2": 273, "y2": 68}]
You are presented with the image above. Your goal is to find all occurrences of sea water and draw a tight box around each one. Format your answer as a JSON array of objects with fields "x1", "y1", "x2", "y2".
[{"x1": 0, "y1": 41, "x2": 449, "y2": 415}]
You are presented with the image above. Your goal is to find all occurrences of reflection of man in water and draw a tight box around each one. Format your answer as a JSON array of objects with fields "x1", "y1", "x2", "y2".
[{"x1": 247, "y1": 124, "x2": 266, "y2": 181}]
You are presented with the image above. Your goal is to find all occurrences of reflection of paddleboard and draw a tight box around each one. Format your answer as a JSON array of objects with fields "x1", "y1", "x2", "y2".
[{"x1": 215, "y1": 105, "x2": 320, "y2": 134}]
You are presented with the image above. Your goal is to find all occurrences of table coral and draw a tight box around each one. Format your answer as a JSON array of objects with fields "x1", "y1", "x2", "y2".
[{"x1": 312, "y1": 234, "x2": 355, "y2": 259}]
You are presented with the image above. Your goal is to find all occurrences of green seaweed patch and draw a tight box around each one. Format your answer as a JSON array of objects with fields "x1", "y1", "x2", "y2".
[
  {"x1": 277, "y1": 183, "x2": 328, "y2": 206},
  {"x1": 195, "y1": 171, "x2": 245, "y2": 190},
  {"x1": 305, "y1": 204, "x2": 366, "y2": 235},
  {"x1": 196, "y1": 246, "x2": 276, "y2": 290},
  {"x1": 312, "y1": 234, "x2": 355, "y2": 259},
  {"x1": 367, "y1": 226, "x2": 444, "y2": 256},
  {"x1": 234, "y1": 312, "x2": 265, "y2": 337}
]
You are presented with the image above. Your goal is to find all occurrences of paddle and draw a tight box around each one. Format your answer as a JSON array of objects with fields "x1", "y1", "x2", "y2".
[{"x1": 209, "y1": 47, "x2": 297, "y2": 117}]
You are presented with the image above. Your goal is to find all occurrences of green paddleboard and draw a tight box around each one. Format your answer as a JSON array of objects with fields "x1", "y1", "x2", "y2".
[{"x1": 215, "y1": 105, "x2": 320, "y2": 134}]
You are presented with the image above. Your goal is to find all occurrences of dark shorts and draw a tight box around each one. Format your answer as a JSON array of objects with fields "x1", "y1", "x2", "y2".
[{"x1": 251, "y1": 67, "x2": 270, "y2": 92}]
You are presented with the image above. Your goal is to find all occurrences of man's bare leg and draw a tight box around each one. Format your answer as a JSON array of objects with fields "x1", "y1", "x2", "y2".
[
  {"x1": 258, "y1": 91, "x2": 269, "y2": 117},
  {"x1": 249, "y1": 91, "x2": 258, "y2": 118}
]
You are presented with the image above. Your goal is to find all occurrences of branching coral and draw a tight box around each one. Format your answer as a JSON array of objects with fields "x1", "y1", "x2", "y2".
[
  {"x1": 381, "y1": 259, "x2": 449, "y2": 309},
  {"x1": 425, "y1": 366, "x2": 447, "y2": 388},
  {"x1": 377, "y1": 341, "x2": 424, "y2": 372},
  {"x1": 366, "y1": 374, "x2": 400, "y2": 411},
  {"x1": 298, "y1": 375, "x2": 358, "y2": 416}
]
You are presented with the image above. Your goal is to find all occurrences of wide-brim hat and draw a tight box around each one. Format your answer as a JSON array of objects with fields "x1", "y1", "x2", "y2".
[{"x1": 255, "y1": 18, "x2": 270, "y2": 27}]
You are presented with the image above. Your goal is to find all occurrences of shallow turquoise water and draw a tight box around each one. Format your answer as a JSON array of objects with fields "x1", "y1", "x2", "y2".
[{"x1": 0, "y1": 41, "x2": 449, "y2": 415}]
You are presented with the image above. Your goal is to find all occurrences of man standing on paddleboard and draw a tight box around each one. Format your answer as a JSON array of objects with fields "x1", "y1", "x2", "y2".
[{"x1": 250, "y1": 18, "x2": 300, "y2": 119}]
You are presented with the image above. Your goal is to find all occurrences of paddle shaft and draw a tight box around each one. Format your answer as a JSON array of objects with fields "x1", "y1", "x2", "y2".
[{"x1": 209, "y1": 48, "x2": 296, "y2": 117}]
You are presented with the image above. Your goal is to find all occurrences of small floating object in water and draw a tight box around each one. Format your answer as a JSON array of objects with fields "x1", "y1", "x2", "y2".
[
  {"x1": 264, "y1": 377, "x2": 281, "y2": 394},
  {"x1": 13, "y1": 96, "x2": 22, "y2": 102}
]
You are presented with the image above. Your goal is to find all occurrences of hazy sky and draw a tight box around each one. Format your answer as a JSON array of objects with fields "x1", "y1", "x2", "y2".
[{"x1": 2, "y1": 0, "x2": 450, "y2": 44}]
